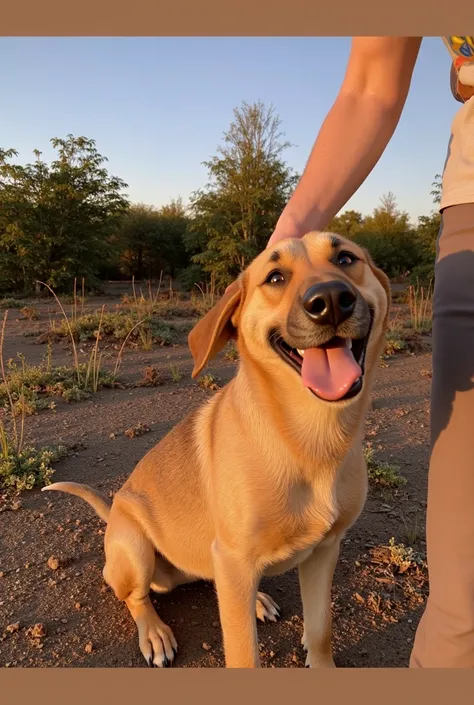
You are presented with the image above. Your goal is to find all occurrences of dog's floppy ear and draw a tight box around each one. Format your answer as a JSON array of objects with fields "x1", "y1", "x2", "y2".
[{"x1": 188, "y1": 279, "x2": 243, "y2": 378}]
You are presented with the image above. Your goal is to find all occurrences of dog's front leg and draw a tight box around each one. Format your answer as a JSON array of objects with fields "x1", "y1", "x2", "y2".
[
  {"x1": 298, "y1": 535, "x2": 341, "y2": 668},
  {"x1": 212, "y1": 539, "x2": 260, "y2": 668}
]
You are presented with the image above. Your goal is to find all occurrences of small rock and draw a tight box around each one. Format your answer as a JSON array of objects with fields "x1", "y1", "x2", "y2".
[
  {"x1": 61, "y1": 619, "x2": 67, "y2": 624},
  {"x1": 75, "y1": 602, "x2": 82, "y2": 610},
  {"x1": 212, "y1": 621, "x2": 219, "y2": 628},
  {"x1": 202, "y1": 642, "x2": 212, "y2": 651},
  {"x1": 84, "y1": 642, "x2": 93, "y2": 654},
  {"x1": 191, "y1": 605, "x2": 199, "y2": 610},
  {"x1": 47, "y1": 556, "x2": 60, "y2": 571},
  {"x1": 26, "y1": 623, "x2": 46, "y2": 640}
]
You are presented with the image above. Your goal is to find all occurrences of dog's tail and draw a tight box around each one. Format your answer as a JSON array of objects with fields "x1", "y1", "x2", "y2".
[{"x1": 42, "y1": 482, "x2": 111, "y2": 523}]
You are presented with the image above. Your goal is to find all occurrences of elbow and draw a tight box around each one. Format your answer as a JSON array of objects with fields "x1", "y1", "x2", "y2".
[{"x1": 337, "y1": 86, "x2": 407, "y2": 122}]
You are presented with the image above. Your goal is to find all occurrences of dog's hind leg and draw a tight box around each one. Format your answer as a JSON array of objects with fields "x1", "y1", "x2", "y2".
[
  {"x1": 150, "y1": 553, "x2": 197, "y2": 594},
  {"x1": 102, "y1": 514, "x2": 177, "y2": 668}
]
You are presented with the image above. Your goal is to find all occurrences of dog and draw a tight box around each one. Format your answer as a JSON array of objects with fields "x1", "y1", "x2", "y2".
[{"x1": 43, "y1": 231, "x2": 390, "y2": 668}]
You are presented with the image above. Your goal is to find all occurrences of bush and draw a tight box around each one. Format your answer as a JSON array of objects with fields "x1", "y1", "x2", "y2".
[
  {"x1": 409, "y1": 262, "x2": 434, "y2": 287},
  {"x1": 0, "y1": 437, "x2": 68, "y2": 492},
  {"x1": 0, "y1": 356, "x2": 117, "y2": 416}
]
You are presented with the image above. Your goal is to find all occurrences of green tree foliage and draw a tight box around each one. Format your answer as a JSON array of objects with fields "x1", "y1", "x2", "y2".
[
  {"x1": 431, "y1": 173, "x2": 442, "y2": 205},
  {"x1": 0, "y1": 136, "x2": 129, "y2": 293},
  {"x1": 114, "y1": 198, "x2": 190, "y2": 280},
  {"x1": 352, "y1": 193, "x2": 422, "y2": 278},
  {"x1": 187, "y1": 101, "x2": 298, "y2": 289},
  {"x1": 327, "y1": 193, "x2": 427, "y2": 280},
  {"x1": 327, "y1": 210, "x2": 364, "y2": 238}
]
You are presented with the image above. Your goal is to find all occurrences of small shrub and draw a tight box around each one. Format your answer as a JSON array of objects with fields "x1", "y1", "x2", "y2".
[
  {"x1": 387, "y1": 537, "x2": 425, "y2": 574},
  {"x1": 384, "y1": 329, "x2": 408, "y2": 356},
  {"x1": 169, "y1": 364, "x2": 182, "y2": 383},
  {"x1": 0, "y1": 298, "x2": 24, "y2": 309},
  {"x1": 124, "y1": 422, "x2": 151, "y2": 439},
  {"x1": 20, "y1": 306, "x2": 39, "y2": 321},
  {"x1": 401, "y1": 512, "x2": 423, "y2": 546},
  {"x1": 409, "y1": 262, "x2": 434, "y2": 288},
  {"x1": 0, "y1": 355, "x2": 116, "y2": 416},
  {"x1": 137, "y1": 366, "x2": 164, "y2": 387},
  {"x1": 199, "y1": 374, "x2": 219, "y2": 391},
  {"x1": 0, "y1": 438, "x2": 68, "y2": 492},
  {"x1": 364, "y1": 445, "x2": 407, "y2": 490},
  {"x1": 224, "y1": 344, "x2": 239, "y2": 362},
  {"x1": 47, "y1": 310, "x2": 176, "y2": 349},
  {"x1": 192, "y1": 281, "x2": 218, "y2": 316},
  {"x1": 408, "y1": 281, "x2": 433, "y2": 333},
  {"x1": 0, "y1": 310, "x2": 68, "y2": 493}
]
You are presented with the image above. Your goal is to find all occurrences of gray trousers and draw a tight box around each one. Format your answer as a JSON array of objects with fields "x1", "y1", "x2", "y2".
[{"x1": 410, "y1": 203, "x2": 474, "y2": 667}]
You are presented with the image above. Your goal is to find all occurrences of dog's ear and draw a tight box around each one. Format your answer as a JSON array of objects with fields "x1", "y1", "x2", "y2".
[
  {"x1": 188, "y1": 279, "x2": 243, "y2": 378},
  {"x1": 365, "y1": 250, "x2": 391, "y2": 325}
]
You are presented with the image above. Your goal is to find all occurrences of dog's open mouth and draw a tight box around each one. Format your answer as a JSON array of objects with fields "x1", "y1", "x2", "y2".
[{"x1": 269, "y1": 315, "x2": 373, "y2": 403}]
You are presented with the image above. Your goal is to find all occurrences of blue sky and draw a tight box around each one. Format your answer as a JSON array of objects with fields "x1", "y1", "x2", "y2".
[{"x1": 0, "y1": 37, "x2": 456, "y2": 223}]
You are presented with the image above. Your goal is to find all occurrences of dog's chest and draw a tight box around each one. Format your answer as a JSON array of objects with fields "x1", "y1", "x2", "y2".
[{"x1": 252, "y1": 480, "x2": 337, "y2": 575}]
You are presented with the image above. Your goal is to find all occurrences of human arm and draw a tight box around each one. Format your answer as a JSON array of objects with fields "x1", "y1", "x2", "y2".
[{"x1": 268, "y1": 36, "x2": 422, "y2": 246}]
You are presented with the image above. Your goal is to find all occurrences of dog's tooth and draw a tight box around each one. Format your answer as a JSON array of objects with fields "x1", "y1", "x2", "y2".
[{"x1": 346, "y1": 339, "x2": 353, "y2": 350}]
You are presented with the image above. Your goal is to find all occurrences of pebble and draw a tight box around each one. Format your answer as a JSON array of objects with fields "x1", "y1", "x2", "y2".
[
  {"x1": 48, "y1": 556, "x2": 60, "y2": 571},
  {"x1": 85, "y1": 642, "x2": 93, "y2": 654},
  {"x1": 27, "y1": 623, "x2": 46, "y2": 639},
  {"x1": 202, "y1": 642, "x2": 212, "y2": 651}
]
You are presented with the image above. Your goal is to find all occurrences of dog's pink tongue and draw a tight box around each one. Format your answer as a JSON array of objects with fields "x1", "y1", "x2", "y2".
[{"x1": 301, "y1": 340, "x2": 361, "y2": 401}]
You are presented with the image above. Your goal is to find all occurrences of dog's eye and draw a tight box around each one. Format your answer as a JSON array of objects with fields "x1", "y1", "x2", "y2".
[
  {"x1": 337, "y1": 251, "x2": 357, "y2": 266},
  {"x1": 265, "y1": 270, "x2": 285, "y2": 285}
]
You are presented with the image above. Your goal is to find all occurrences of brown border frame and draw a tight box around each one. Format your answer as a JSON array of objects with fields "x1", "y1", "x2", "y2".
[
  {"x1": 0, "y1": 0, "x2": 472, "y2": 36},
  {"x1": 2, "y1": 1, "x2": 474, "y2": 702}
]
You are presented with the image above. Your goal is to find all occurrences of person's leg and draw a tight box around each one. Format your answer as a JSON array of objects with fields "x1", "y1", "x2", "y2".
[{"x1": 410, "y1": 203, "x2": 474, "y2": 668}]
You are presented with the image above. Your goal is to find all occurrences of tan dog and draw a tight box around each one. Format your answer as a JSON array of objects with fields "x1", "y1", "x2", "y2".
[{"x1": 43, "y1": 231, "x2": 390, "y2": 669}]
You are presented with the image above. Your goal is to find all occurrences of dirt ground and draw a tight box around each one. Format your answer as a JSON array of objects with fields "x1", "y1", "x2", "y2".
[{"x1": 0, "y1": 294, "x2": 431, "y2": 668}]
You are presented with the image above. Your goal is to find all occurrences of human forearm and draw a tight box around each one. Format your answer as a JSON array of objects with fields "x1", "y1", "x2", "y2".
[
  {"x1": 269, "y1": 37, "x2": 421, "y2": 244},
  {"x1": 273, "y1": 95, "x2": 402, "y2": 238}
]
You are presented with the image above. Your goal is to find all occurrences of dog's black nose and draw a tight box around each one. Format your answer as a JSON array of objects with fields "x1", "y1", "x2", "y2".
[{"x1": 302, "y1": 281, "x2": 357, "y2": 326}]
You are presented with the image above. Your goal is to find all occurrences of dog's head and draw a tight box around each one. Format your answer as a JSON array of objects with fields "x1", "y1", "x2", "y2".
[{"x1": 189, "y1": 232, "x2": 390, "y2": 405}]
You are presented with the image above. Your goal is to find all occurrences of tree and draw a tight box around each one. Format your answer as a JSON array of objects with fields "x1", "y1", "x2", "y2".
[
  {"x1": 187, "y1": 101, "x2": 298, "y2": 289},
  {"x1": 351, "y1": 193, "x2": 422, "y2": 278},
  {"x1": 327, "y1": 210, "x2": 364, "y2": 238},
  {"x1": 0, "y1": 136, "x2": 129, "y2": 293},
  {"x1": 431, "y1": 174, "x2": 442, "y2": 205},
  {"x1": 115, "y1": 198, "x2": 190, "y2": 280}
]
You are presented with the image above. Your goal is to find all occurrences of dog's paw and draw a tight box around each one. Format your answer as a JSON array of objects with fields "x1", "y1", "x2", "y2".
[
  {"x1": 139, "y1": 617, "x2": 178, "y2": 668},
  {"x1": 256, "y1": 591, "x2": 281, "y2": 623},
  {"x1": 304, "y1": 654, "x2": 336, "y2": 668}
]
